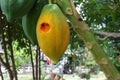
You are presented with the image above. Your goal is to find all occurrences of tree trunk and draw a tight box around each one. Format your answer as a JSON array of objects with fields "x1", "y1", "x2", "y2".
[
  {"x1": 35, "y1": 46, "x2": 39, "y2": 80},
  {"x1": 56, "y1": 0, "x2": 120, "y2": 80},
  {"x1": 36, "y1": 46, "x2": 40, "y2": 80},
  {"x1": 29, "y1": 43, "x2": 35, "y2": 80},
  {"x1": 0, "y1": 9, "x2": 4, "y2": 80},
  {"x1": 38, "y1": 46, "x2": 41, "y2": 80},
  {"x1": 35, "y1": 45, "x2": 41, "y2": 80},
  {"x1": 7, "y1": 23, "x2": 18, "y2": 80},
  {"x1": 8, "y1": 69, "x2": 14, "y2": 80},
  {"x1": 0, "y1": 10, "x2": 17, "y2": 80},
  {"x1": 1, "y1": 16, "x2": 13, "y2": 80}
]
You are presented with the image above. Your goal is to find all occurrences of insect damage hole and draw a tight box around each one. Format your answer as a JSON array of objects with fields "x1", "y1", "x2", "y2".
[{"x1": 40, "y1": 22, "x2": 50, "y2": 32}]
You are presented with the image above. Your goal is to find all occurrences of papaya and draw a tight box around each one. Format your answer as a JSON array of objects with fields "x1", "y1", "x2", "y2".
[
  {"x1": 36, "y1": 4, "x2": 70, "y2": 64},
  {"x1": 0, "y1": 0, "x2": 36, "y2": 22},
  {"x1": 22, "y1": 0, "x2": 48, "y2": 45}
]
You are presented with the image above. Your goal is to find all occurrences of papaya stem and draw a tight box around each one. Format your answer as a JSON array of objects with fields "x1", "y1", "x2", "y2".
[{"x1": 49, "y1": 0, "x2": 52, "y2": 4}]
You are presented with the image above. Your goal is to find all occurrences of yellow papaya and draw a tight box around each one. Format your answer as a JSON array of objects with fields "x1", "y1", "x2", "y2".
[{"x1": 36, "y1": 4, "x2": 70, "y2": 64}]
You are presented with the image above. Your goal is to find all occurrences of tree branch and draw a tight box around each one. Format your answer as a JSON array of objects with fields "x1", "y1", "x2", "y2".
[
  {"x1": 94, "y1": 31, "x2": 120, "y2": 41},
  {"x1": 97, "y1": 36, "x2": 109, "y2": 41},
  {"x1": 0, "y1": 55, "x2": 7, "y2": 67},
  {"x1": 94, "y1": 31, "x2": 120, "y2": 38}
]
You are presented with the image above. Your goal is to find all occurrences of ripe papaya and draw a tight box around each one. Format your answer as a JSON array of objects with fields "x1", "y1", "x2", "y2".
[
  {"x1": 36, "y1": 4, "x2": 70, "y2": 64},
  {"x1": 0, "y1": 0, "x2": 35, "y2": 22},
  {"x1": 22, "y1": 0, "x2": 48, "y2": 45}
]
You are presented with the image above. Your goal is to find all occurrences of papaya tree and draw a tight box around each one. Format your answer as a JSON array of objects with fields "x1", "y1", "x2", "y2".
[
  {"x1": 0, "y1": 0, "x2": 120, "y2": 80},
  {"x1": 78, "y1": 0, "x2": 120, "y2": 72},
  {"x1": 55, "y1": 0, "x2": 120, "y2": 80}
]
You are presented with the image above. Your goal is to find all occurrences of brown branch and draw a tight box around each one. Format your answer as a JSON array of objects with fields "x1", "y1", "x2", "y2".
[
  {"x1": 94, "y1": 31, "x2": 120, "y2": 38},
  {"x1": 94, "y1": 31, "x2": 120, "y2": 41},
  {"x1": 29, "y1": 41, "x2": 35, "y2": 80},
  {"x1": 97, "y1": 36, "x2": 109, "y2": 41},
  {"x1": 1, "y1": 14, "x2": 10, "y2": 70},
  {"x1": 7, "y1": 22, "x2": 18, "y2": 80},
  {"x1": 0, "y1": 56, "x2": 7, "y2": 67}
]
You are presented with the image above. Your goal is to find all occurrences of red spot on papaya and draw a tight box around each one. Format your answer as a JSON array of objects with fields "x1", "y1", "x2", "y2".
[{"x1": 40, "y1": 23, "x2": 50, "y2": 32}]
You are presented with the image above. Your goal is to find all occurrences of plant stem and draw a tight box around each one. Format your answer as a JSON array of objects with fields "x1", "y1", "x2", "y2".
[
  {"x1": 56, "y1": 0, "x2": 120, "y2": 80},
  {"x1": 35, "y1": 50, "x2": 38, "y2": 80},
  {"x1": 29, "y1": 42, "x2": 35, "y2": 80},
  {"x1": 0, "y1": 11, "x2": 14, "y2": 80},
  {"x1": 7, "y1": 22, "x2": 18, "y2": 80},
  {"x1": 49, "y1": 0, "x2": 52, "y2": 4}
]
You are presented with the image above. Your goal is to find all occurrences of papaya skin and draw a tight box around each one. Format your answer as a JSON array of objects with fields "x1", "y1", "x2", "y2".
[{"x1": 36, "y1": 4, "x2": 70, "y2": 64}]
